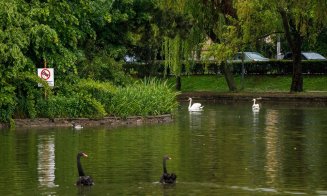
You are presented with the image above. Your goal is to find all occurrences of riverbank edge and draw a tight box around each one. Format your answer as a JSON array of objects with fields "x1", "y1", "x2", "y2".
[
  {"x1": 178, "y1": 91, "x2": 327, "y2": 105},
  {"x1": 0, "y1": 114, "x2": 173, "y2": 129},
  {"x1": 2, "y1": 91, "x2": 327, "y2": 129}
]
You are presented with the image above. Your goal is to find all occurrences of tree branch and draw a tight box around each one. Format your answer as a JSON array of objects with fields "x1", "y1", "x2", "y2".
[{"x1": 278, "y1": 7, "x2": 294, "y2": 49}]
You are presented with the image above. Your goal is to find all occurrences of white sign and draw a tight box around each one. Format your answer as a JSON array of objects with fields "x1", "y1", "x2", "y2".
[{"x1": 38, "y1": 68, "x2": 54, "y2": 87}]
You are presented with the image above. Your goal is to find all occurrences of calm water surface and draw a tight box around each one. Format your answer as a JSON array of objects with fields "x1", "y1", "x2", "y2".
[{"x1": 1, "y1": 102, "x2": 327, "y2": 195}]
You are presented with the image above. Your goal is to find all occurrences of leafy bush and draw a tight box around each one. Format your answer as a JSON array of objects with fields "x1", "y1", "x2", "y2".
[
  {"x1": 79, "y1": 52, "x2": 133, "y2": 86},
  {"x1": 0, "y1": 85, "x2": 17, "y2": 122},
  {"x1": 108, "y1": 78, "x2": 179, "y2": 118},
  {"x1": 36, "y1": 94, "x2": 106, "y2": 119},
  {"x1": 1, "y1": 72, "x2": 51, "y2": 122},
  {"x1": 56, "y1": 78, "x2": 117, "y2": 114},
  {"x1": 74, "y1": 79, "x2": 117, "y2": 111}
]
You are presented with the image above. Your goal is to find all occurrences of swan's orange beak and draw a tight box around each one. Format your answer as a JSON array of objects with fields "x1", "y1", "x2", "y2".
[{"x1": 82, "y1": 153, "x2": 88, "y2": 157}]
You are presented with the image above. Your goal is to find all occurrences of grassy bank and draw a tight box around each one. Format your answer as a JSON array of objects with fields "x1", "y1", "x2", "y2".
[{"x1": 167, "y1": 75, "x2": 327, "y2": 93}]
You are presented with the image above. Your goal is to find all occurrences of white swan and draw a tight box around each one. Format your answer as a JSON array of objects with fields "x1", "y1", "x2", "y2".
[
  {"x1": 252, "y1": 98, "x2": 261, "y2": 112},
  {"x1": 188, "y1": 97, "x2": 204, "y2": 112}
]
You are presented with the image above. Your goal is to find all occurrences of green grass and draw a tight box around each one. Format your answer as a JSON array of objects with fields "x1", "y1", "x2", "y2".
[{"x1": 167, "y1": 75, "x2": 327, "y2": 92}]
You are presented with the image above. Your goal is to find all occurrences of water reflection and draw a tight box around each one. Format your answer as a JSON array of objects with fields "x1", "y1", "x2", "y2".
[
  {"x1": 0, "y1": 102, "x2": 327, "y2": 195},
  {"x1": 189, "y1": 111, "x2": 203, "y2": 129},
  {"x1": 37, "y1": 135, "x2": 57, "y2": 188},
  {"x1": 252, "y1": 110, "x2": 259, "y2": 127},
  {"x1": 77, "y1": 186, "x2": 93, "y2": 196},
  {"x1": 264, "y1": 109, "x2": 279, "y2": 186},
  {"x1": 281, "y1": 108, "x2": 309, "y2": 188}
]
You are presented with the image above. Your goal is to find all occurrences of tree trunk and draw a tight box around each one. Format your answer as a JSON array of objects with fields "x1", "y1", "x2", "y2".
[
  {"x1": 175, "y1": 75, "x2": 181, "y2": 91},
  {"x1": 204, "y1": 0, "x2": 238, "y2": 92},
  {"x1": 207, "y1": 29, "x2": 237, "y2": 92},
  {"x1": 279, "y1": 8, "x2": 303, "y2": 92},
  {"x1": 290, "y1": 47, "x2": 303, "y2": 92},
  {"x1": 220, "y1": 61, "x2": 237, "y2": 91}
]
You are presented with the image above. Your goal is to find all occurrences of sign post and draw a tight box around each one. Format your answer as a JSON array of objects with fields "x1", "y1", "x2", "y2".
[{"x1": 38, "y1": 68, "x2": 54, "y2": 87}]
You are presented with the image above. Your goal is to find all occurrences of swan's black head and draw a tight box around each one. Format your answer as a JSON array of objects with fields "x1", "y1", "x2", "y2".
[
  {"x1": 77, "y1": 152, "x2": 88, "y2": 158},
  {"x1": 163, "y1": 155, "x2": 172, "y2": 161}
]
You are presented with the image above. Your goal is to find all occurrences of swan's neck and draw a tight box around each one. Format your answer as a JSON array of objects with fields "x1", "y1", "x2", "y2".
[
  {"x1": 77, "y1": 156, "x2": 86, "y2": 176},
  {"x1": 253, "y1": 99, "x2": 256, "y2": 105},
  {"x1": 163, "y1": 159, "x2": 168, "y2": 174},
  {"x1": 188, "y1": 99, "x2": 192, "y2": 109}
]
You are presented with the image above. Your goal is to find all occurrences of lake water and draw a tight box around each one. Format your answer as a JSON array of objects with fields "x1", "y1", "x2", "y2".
[{"x1": 1, "y1": 102, "x2": 327, "y2": 195}]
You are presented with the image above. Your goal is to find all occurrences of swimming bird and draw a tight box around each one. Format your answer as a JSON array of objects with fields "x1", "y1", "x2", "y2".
[
  {"x1": 252, "y1": 97, "x2": 261, "y2": 112},
  {"x1": 160, "y1": 155, "x2": 177, "y2": 184},
  {"x1": 72, "y1": 123, "x2": 83, "y2": 129},
  {"x1": 76, "y1": 152, "x2": 94, "y2": 186},
  {"x1": 188, "y1": 97, "x2": 204, "y2": 112}
]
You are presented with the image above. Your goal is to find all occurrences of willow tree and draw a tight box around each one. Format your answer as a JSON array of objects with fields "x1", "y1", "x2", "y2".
[
  {"x1": 202, "y1": 0, "x2": 241, "y2": 91},
  {"x1": 159, "y1": 0, "x2": 240, "y2": 91},
  {"x1": 203, "y1": 23, "x2": 241, "y2": 91},
  {"x1": 235, "y1": 0, "x2": 327, "y2": 92},
  {"x1": 157, "y1": 0, "x2": 206, "y2": 90}
]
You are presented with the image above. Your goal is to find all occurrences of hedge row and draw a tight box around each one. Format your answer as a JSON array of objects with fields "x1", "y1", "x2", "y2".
[{"x1": 124, "y1": 60, "x2": 327, "y2": 76}]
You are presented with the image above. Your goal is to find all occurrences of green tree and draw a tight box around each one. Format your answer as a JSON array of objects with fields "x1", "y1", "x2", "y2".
[
  {"x1": 184, "y1": 0, "x2": 327, "y2": 92},
  {"x1": 157, "y1": 0, "x2": 204, "y2": 90},
  {"x1": 0, "y1": 0, "x2": 108, "y2": 121},
  {"x1": 235, "y1": 0, "x2": 327, "y2": 92},
  {"x1": 0, "y1": 0, "x2": 37, "y2": 121},
  {"x1": 155, "y1": 0, "x2": 241, "y2": 91}
]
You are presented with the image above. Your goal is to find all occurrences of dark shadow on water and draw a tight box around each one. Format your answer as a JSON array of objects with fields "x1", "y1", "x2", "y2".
[
  {"x1": 162, "y1": 183, "x2": 177, "y2": 196},
  {"x1": 76, "y1": 185, "x2": 93, "y2": 196}
]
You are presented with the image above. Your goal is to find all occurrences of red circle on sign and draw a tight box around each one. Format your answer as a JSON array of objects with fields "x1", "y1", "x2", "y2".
[{"x1": 41, "y1": 69, "x2": 51, "y2": 80}]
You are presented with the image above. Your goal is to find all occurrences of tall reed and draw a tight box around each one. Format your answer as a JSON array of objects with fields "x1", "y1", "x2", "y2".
[{"x1": 108, "y1": 78, "x2": 179, "y2": 118}]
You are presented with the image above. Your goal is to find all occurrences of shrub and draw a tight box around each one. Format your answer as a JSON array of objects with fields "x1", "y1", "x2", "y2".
[
  {"x1": 79, "y1": 53, "x2": 133, "y2": 86},
  {"x1": 74, "y1": 79, "x2": 117, "y2": 112},
  {"x1": 0, "y1": 85, "x2": 17, "y2": 122},
  {"x1": 1, "y1": 72, "x2": 50, "y2": 122},
  {"x1": 54, "y1": 78, "x2": 117, "y2": 115},
  {"x1": 36, "y1": 94, "x2": 106, "y2": 119}
]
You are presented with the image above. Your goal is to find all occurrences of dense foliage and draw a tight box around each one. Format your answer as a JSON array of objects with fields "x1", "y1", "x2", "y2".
[{"x1": 0, "y1": 0, "x2": 181, "y2": 124}]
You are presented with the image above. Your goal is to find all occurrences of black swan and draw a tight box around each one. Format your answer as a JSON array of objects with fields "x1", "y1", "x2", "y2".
[
  {"x1": 160, "y1": 155, "x2": 177, "y2": 184},
  {"x1": 76, "y1": 152, "x2": 94, "y2": 186}
]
